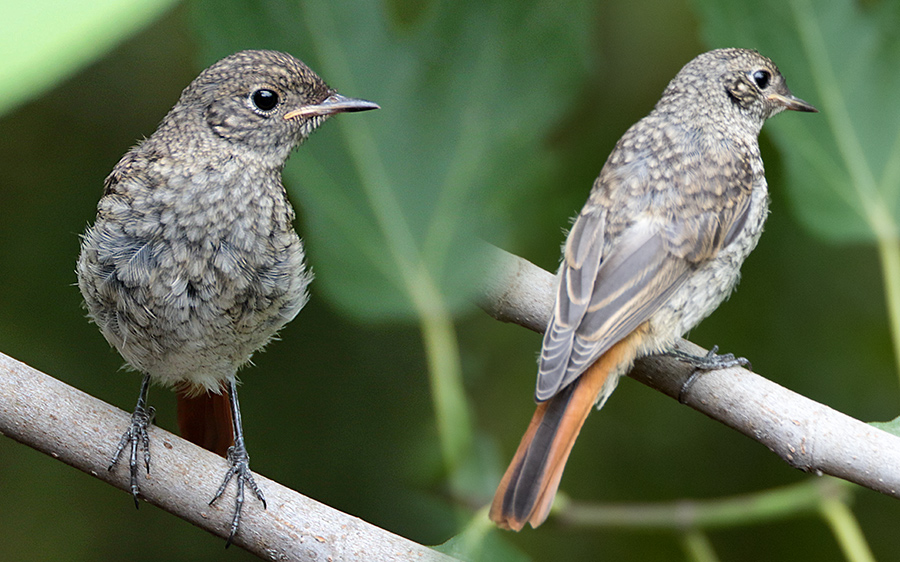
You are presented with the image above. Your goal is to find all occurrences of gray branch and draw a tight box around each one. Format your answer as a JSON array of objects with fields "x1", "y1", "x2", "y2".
[
  {"x1": 474, "y1": 242, "x2": 900, "y2": 499},
  {"x1": 3, "y1": 242, "x2": 898, "y2": 558},
  {"x1": 0, "y1": 351, "x2": 456, "y2": 562}
]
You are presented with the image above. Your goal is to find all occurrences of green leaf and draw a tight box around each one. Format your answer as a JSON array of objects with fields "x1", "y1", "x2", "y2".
[
  {"x1": 870, "y1": 415, "x2": 900, "y2": 438},
  {"x1": 191, "y1": 0, "x2": 591, "y2": 488},
  {"x1": 692, "y1": 0, "x2": 900, "y2": 244},
  {"x1": 191, "y1": 0, "x2": 590, "y2": 320},
  {"x1": 693, "y1": 0, "x2": 900, "y2": 382},
  {"x1": 435, "y1": 509, "x2": 531, "y2": 562},
  {"x1": 0, "y1": 0, "x2": 180, "y2": 116}
]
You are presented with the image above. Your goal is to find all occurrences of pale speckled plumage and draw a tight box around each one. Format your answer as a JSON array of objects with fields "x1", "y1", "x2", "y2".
[
  {"x1": 77, "y1": 50, "x2": 379, "y2": 543},
  {"x1": 536, "y1": 48, "x2": 807, "y2": 402},
  {"x1": 493, "y1": 48, "x2": 816, "y2": 532},
  {"x1": 77, "y1": 50, "x2": 330, "y2": 394}
]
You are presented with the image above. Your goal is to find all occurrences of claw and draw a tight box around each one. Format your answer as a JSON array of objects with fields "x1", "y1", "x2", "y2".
[
  {"x1": 665, "y1": 345, "x2": 751, "y2": 404},
  {"x1": 210, "y1": 440, "x2": 266, "y2": 547},
  {"x1": 109, "y1": 375, "x2": 154, "y2": 509},
  {"x1": 667, "y1": 345, "x2": 751, "y2": 371},
  {"x1": 209, "y1": 379, "x2": 266, "y2": 548}
]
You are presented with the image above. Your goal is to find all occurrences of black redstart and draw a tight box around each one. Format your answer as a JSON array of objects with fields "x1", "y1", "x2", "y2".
[
  {"x1": 77, "y1": 50, "x2": 378, "y2": 544},
  {"x1": 490, "y1": 48, "x2": 816, "y2": 531}
]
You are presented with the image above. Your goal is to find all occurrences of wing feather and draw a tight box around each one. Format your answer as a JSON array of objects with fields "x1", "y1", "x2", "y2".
[
  {"x1": 534, "y1": 134, "x2": 756, "y2": 402},
  {"x1": 536, "y1": 217, "x2": 691, "y2": 400}
]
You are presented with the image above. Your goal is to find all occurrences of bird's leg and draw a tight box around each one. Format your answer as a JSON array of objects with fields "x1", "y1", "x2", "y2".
[
  {"x1": 665, "y1": 345, "x2": 751, "y2": 403},
  {"x1": 109, "y1": 373, "x2": 155, "y2": 508},
  {"x1": 209, "y1": 379, "x2": 266, "y2": 547}
]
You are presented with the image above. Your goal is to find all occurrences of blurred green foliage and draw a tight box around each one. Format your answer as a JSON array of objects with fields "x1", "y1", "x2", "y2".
[
  {"x1": 0, "y1": 0, "x2": 180, "y2": 116},
  {"x1": 1, "y1": 0, "x2": 898, "y2": 561},
  {"x1": 696, "y1": 0, "x2": 900, "y2": 386},
  {"x1": 697, "y1": 0, "x2": 900, "y2": 244},
  {"x1": 195, "y1": 0, "x2": 591, "y2": 320}
]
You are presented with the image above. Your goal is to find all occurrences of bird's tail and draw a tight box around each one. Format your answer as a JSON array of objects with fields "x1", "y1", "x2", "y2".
[
  {"x1": 489, "y1": 334, "x2": 641, "y2": 530},
  {"x1": 176, "y1": 388, "x2": 234, "y2": 457}
]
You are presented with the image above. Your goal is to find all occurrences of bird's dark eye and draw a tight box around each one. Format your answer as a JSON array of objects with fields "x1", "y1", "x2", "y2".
[
  {"x1": 751, "y1": 70, "x2": 771, "y2": 89},
  {"x1": 250, "y1": 89, "x2": 279, "y2": 112}
]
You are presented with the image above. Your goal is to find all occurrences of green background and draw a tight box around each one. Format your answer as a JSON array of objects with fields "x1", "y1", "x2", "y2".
[{"x1": 1, "y1": 0, "x2": 898, "y2": 560}]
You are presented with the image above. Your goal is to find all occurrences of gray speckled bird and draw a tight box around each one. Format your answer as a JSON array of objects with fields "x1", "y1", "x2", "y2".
[
  {"x1": 490, "y1": 48, "x2": 816, "y2": 531},
  {"x1": 77, "y1": 50, "x2": 378, "y2": 544}
]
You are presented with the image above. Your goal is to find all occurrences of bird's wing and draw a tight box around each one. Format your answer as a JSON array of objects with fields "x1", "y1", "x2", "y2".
[
  {"x1": 536, "y1": 212, "x2": 691, "y2": 400},
  {"x1": 535, "y1": 175, "x2": 755, "y2": 402}
]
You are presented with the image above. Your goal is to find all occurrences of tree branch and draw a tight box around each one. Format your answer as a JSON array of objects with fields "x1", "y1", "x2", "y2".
[
  {"x1": 4, "y1": 242, "x2": 899, "y2": 559},
  {"x1": 473, "y1": 242, "x2": 900, "y2": 499},
  {"x1": 0, "y1": 352, "x2": 456, "y2": 562}
]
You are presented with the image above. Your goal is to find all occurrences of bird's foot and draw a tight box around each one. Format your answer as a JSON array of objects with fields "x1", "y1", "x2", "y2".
[
  {"x1": 666, "y1": 346, "x2": 751, "y2": 404},
  {"x1": 109, "y1": 403, "x2": 156, "y2": 508},
  {"x1": 209, "y1": 440, "x2": 266, "y2": 547},
  {"x1": 666, "y1": 345, "x2": 751, "y2": 371}
]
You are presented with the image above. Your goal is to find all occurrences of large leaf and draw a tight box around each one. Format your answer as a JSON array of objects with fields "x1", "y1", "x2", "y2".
[
  {"x1": 0, "y1": 0, "x2": 179, "y2": 116},
  {"x1": 436, "y1": 513, "x2": 530, "y2": 562},
  {"x1": 192, "y1": 0, "x2": 590, "y2": 320},
  {"x1": 694, "y1": 0, "x2": 900, "y2": 379},
  {"x1": 190, "y1": 0, "x2": 591, "y2": 489},
  {"x1": 693, "y1": 0, "x2": 900, "y2": 244}
]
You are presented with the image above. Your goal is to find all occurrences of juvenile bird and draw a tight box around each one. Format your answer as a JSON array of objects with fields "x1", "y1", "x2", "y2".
[
  {"x1": 490, "y1": 48, "x2": 816, "y2": 531},
  {"x1": 77, "y1": 49, "x2": 378, "y2": 544}
]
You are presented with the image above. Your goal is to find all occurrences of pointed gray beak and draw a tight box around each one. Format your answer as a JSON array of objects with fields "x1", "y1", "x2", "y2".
[
  {"x1": 283, "y1": 93, "x2": 380, "y2": 120},
  {"x1": 767, "y1": 92, "x2": 818, "y2": 113}
]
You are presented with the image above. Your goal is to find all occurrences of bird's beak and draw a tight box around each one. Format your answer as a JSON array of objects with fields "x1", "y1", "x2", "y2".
[
  {"x1": 283, "y1": 93, "x2": 380, "y2": 120},
  {"x1": 767, "y1": 92, "x2": 818, "y2": 113}
]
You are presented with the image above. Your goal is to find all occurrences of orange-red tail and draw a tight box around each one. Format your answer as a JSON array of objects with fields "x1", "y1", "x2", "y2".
[
  {"x1": 176, "y1": 389, "x2": 234, "y2": 457},
  {"x1": 490, "y1": 334, "x2": 642, "y2": 530}
]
